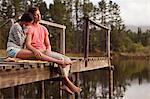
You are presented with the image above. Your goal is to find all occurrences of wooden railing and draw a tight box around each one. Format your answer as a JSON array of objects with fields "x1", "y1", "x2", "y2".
[
  {"x1": 83, "y1": 17, "x2": 111, "y2": 66},
  {"x1": 40, "y1": 20, "x2": 66, "y2": 54}
]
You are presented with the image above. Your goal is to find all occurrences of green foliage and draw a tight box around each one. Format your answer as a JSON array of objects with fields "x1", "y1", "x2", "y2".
[
  {"x1": 38, "y1": 1, "x2": 48, "y2": 20},
  {"x1": 0, "y1": 0, "x2": 149, "y2": 55},
  {"x1": 0, "y1": 0, "x2": 14, "y2": 19},
  {"x1": 0, "y1": 20, "x2": 12, "y2": 49},
  {"x1": 128, "y1": 43, "x2": 144, "y2": 52}
]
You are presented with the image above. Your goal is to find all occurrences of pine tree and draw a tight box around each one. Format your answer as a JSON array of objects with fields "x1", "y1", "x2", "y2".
[
  {"x1": 0, "y1": 0, "x2": 14, "y2": 19},
  {"x1": 98, "y1": 0, "x2": 107, "y2": 25}
]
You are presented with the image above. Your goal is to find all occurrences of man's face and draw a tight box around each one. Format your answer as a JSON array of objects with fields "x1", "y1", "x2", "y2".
[{"x1": 34, "y1": 10, "x2": 41, "y2": 22}]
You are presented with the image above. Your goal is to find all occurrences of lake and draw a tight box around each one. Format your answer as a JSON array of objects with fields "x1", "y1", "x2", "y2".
[
  {"x1": 0, "y1": 59, "x2": 149, "y2": 99},
  {"x1": 79, "y1": 59, "x2": 150, "y2": 99}
]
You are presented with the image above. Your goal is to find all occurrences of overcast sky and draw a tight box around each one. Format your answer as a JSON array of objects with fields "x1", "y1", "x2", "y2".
[{"x1": 44, "y1": 0, "x2": 150, "y2": 26}]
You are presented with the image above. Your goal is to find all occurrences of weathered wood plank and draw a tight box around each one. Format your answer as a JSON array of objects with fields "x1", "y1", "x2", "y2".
[
  {"x1": 70, "y1": 57, "x2": 110, "y2": 73},
  {"x1": 0, "y1": 67, "x2": 59, "y2": 89},
  {"x1": 40, "y1": 20, "x2": 66, "y2": 29}
]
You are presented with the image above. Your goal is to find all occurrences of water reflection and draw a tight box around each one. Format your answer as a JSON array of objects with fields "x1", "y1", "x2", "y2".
[
  {"x1": 112, "y1": 59, "x2": 150, "y2": 99},
  {"x1": 79, "y1": 59, "x2": 150, "y2": 99},
  {"x1": 0, "y1": 59, "x2": 149, "y2": 99}
]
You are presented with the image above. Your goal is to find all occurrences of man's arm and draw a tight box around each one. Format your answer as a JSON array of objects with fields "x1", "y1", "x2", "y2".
[
  {"x1": 44, "y1": 32, "x2": 51, "y2": 52},
  {"x1": 26, "y1": 33, "x2": 42, "y2": 59}
]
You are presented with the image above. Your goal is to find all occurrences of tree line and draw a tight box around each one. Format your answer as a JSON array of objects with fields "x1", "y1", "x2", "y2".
[{"x1": 0, "y1": 0, "x2": 149, "y2": 55}]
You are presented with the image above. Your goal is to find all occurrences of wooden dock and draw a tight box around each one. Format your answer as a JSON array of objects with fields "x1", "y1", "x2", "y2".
[
  {"x1": 0, "y1": 57, "x2": 112, "y2": 89},
  {"x1": 0, "y1": 17, "x2": 114, "y2": 99},
  {"x1": 0, "y1": 56, "x2": 113, "y2": 99}
]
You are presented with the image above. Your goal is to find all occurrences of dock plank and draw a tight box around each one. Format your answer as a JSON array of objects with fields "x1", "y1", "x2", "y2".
[
  {"x1": 0, "y1": 67, "x2": 59, "y2": 89},
  {"x1": 70, "y1": 57, "x2": 110, "y2": 73}
]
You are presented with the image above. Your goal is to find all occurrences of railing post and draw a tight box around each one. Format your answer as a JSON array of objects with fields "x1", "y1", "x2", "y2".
[
  {"x1": 60, "y1": 28, "x2": 66, "y2": 54},
  {"x1": 106, "y1": 26, "x2": 113, "y2": 99},
  {"x1": 59, "y1": 26, "x2": 66, "y2": 99},
  {"x1": 84, "y1": 17, "x2": 90, "y2": 67},
  {"x1": 107, "y1": 26, "x2": 111, "y2": 65}
]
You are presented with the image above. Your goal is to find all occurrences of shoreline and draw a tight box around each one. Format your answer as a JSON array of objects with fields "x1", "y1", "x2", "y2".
[
  {"x1": 112, "y1": 52, "x2": 150, "y2": 60},
  {"x1": 0, "y1": 49, "x2": 150, "y2": 60}
]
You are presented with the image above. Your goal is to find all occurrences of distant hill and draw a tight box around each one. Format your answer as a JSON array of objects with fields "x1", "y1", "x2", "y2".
[{"x1": 126, "y1": 25, "x2": 150, "y2": 32}]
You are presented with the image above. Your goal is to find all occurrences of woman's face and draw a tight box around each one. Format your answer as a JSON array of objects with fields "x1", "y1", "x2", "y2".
[
  {"x1": 34, "y1": 10, "x2": 41, "y2": 22},
  {"x1": 24, "y1": 21, "x2": 33, "y2": 26}
]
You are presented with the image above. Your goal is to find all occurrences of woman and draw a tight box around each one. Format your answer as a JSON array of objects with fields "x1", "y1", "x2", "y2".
[
  {"x1": 6, "y1": 12, "x2": 34, "y2": 58},
  {"x1": 27, "y1": 7, "x2": 80, "y2": 94}
]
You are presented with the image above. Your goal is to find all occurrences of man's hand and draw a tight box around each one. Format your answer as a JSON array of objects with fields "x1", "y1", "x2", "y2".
[
  {"x1": 33, "y1": 50, "x2": 42, "y2": 59},
  {"x1": 45, "y1": 47, "x2": 51, "y2": 55}
]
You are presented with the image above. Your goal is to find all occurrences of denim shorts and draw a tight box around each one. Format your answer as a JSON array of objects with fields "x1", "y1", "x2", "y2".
[{"x1": 6, "y1": 47, "x2": 21, "y2": 58}]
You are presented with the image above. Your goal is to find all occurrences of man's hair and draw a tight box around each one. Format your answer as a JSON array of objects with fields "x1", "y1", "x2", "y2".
[
  {"x1": 27, "y1": 7, "x2": 39, "y2": 14},
  {"x1": 19, "y1": 12, "x2": 34, "y2": 22}
]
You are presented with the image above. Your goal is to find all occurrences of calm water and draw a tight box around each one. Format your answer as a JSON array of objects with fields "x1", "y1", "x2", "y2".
[
  {"x1": 112, "y1": 59, "x2": 150, "y2": 99},
  {"x1": 76, "y1": 59, "x2": 150, "y2": 99},
  {"x1": 0, "y1": 59, "x2": 150, "y2": 99}
]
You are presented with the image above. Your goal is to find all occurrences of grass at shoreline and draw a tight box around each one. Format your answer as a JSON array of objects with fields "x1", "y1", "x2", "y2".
[
  {"x1": 113, "y1": 52, "x2": 150, "y2": 60},
  {"x1": 0, "y1": 49, "x2": 149, "y2": 59}
]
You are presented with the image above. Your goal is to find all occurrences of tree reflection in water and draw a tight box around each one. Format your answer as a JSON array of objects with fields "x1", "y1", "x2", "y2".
[
  {"x1": 79, "y1": 59, "x2": 150, "y2": 99},
  {"x1": 112, "y1": 59, "x2": 150, "y2": 99},
  {"x1": 0, "y1": 59, "x2": 149, "y2": 99}
]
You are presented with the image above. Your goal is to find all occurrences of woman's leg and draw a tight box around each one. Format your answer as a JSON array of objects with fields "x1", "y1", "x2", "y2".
[{"x1": 16, "y1": 49, "x2": 35, "y2": 59}]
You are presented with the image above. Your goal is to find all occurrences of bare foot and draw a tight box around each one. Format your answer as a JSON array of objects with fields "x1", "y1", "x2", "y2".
[
  {"x1": 75, "y1": 87, "x2": 81, "y2": 95},
  {"x1": 60, "y1": 85, "x2": 74, "y2": 95},
  {"x1": 65, "y1": 60, "x2": 72, "y2": 65},
  {"x1": 60, "y1": 64, "x2": 67, "y2": 68},
  {"x1": 70, "y1": 86, "x2": 81, "y2": 95}
]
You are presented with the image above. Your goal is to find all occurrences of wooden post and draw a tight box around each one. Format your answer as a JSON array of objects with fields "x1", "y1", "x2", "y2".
[
  {"x1": 60, "y1": 28, "x2": 66, "y2": 54},
  {"x1": 106, "y1": 25, "x2": 113, "y2": 99},
  {"x1": 59, "y1": 27, "x2": 66, "y2": 99},
  {"x1": 14, "y1": 86, "x2": 19, "y2": 99},
  {"x1": 59, "y1": 81, "x2": 63, "y2": 99},
  {"x1": 84, "y1": 17, "x2": 90, "y2": 67},
  {"x1": 109, "y1": 67, "x2": 113, "y2": 99},
  {"x1": 75, "y1": 72, "x2": 80, "y2": 99},
  {"x1": 107, "y1": 26, "x2": 111, "y2": 64},
  {"x1": 40, "y1": 81, "x2": 45, "y2": 99}
]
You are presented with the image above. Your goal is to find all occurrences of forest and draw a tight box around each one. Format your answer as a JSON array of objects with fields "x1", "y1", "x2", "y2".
[{"x1": 0, "y1": 0, "x2": 150, "y2": 57}]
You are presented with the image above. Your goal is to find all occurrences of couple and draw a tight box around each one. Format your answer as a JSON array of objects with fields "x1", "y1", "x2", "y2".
[{"x1": 6, "y1": 7, "x2": 80, "y2": 95}]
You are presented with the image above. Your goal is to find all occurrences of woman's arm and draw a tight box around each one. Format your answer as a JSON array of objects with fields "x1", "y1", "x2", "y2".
[{"x1": 10, "y1": 24, "x2": 25, "y2": 47}]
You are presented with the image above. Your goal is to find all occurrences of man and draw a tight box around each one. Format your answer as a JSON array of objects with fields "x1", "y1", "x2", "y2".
[{"x1": 26, "y1": 7, "x2": 80, "y2": 95}]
